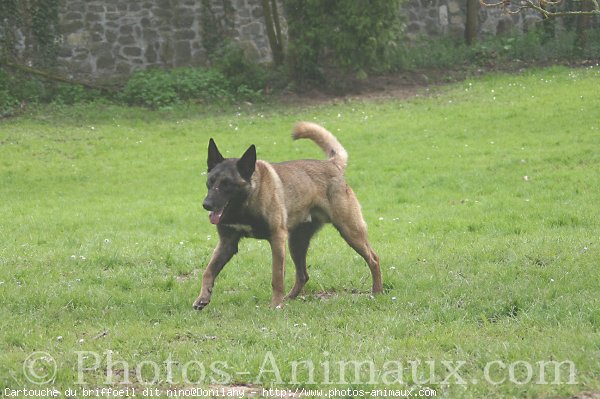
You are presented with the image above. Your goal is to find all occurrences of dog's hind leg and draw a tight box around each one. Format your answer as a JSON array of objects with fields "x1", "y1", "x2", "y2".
[
  {"x1": 286, "y1": 221, "x2": 322, "y2": 299},
  {"x1": 269, "y1": 228, "x2": 288, "y2": 308},
  {"x1": 330, "y1": 187, "x2": 383, "y2": 295},
  {"x1": 193, "y1": 229, "x2": 241, "y2": 310}
]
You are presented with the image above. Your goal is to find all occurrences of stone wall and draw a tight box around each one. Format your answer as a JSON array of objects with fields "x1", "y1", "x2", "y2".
[
  {"x1": 403, "y1": 0, "x2": 540, "y2": 38},
  {"x1": 56, "y1": 0, "x2": 273, "y2": 80},
  {"x1": 6, "y1": 0, "x2": 555, "y2": 81}
]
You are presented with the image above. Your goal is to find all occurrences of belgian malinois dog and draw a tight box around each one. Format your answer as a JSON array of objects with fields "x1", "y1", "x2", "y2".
[{"x1": 193, "y1": 122, "x2": 382, "y2": 310}]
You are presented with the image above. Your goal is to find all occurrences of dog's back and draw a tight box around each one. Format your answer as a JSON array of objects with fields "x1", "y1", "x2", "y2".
[{"x1": 263, "y1": 123, "x2": 351, "y2": 227}]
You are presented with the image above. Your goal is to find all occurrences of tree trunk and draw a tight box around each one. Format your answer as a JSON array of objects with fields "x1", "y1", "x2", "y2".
[
  {"x1": 261, "y1": 0, "x2": 284, "y2": 65},
  {"x1": 465, "y1": 0, "x2": 479, "y2": 45},
  {"x1": 575, "y1": 0, "x2": 594, "y2": 52}
]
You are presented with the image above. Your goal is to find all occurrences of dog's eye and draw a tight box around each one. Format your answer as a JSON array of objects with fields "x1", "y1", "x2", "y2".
[{"x1": 220, "y1": 180, "x2": 231, "y2": 189}]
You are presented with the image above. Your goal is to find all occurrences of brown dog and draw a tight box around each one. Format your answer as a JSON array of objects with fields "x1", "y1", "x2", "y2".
[{"x1": 193, "y1": 122, "x2": 382, "y2": 310}]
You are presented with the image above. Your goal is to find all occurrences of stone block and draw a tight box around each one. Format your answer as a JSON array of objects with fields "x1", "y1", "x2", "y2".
[
  {"x1": 67, "y1": 2, "x2": 86, "y2": 12},
  {"x1": 447, "y1": 0, "x2": 461, "y2": 14},
  {"x1": 65, "y1": 31, "x2": 89, "y2": 45},
  {"x1": 152, "y1": 8, "x2": 173, "y2": 19},
  {"x1": 174, "y1": 41, "x2": 191, "y2": 65},
  {"x1": 143, "y1": 29, "x2": 159, "y2": 42},
  {"x1": 65, "y1": 12, "x2": 83, "y2": 21},
  {"x1": 90, "y1": 23, "x2": 105, "y2": 33},
  {"x1": 57, "y1": 46, "x2": 73, "y2": 58},
  {"x1": 123, "y1": 46, "x2": 143, "y2": 57},
  {"x1": 450, "y1": 15, "x2": 464, "y2": 25},
  {"x1": 173, "y1": 14, "x2": 195, "y2": 28},
  {"x1": 90, "y1": 32, "x2": 105, "y2": 42},
  {"x1": 61, "y1": 21, "x2": 85, "y2": 34},
  {"x1": 73, "y1": 61, "x2": 93, "y2": 75},
  {"x1": 241, "y1": 22, "x2": 261, "y2": 37},
  {"x1": 106, "y1": 29, "x2": 118, "y2": 43},
  {"x1": 115, "y1": 61, "x2": 132, "y2": 75},
  {"x1": 85, "y1": 13, "x2": 102, "y2": 22},
  {"x1": 439, "y1": 4, "x2": 449, "y2": 26},
  {"x1": 90, "y1": 41, "x2": 113, "y2": 52},
  {"x1": 118, "y1": 35, "x2": 137, "y2": 45},
  {"x1": 88, "y1": 4, "x2": 105, "y2": 13},
  {"x1": 175, "y1": 29, "x2": 196, "y2": 40},
  {"x1": 145, "y1": 44, "x2": 158, "y2": 63},
  {"x1": 120, "y1": 25, "x2": 133, "y2": 34},
  {"x1": 96, "y1": 53, "x2": 115, "y2": 70}
]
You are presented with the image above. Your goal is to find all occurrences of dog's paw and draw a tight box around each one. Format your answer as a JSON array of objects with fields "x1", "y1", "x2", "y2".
[
  {"x1": 192, "y1": 299, "x2": 210, "y2": 311},
  {"x1": 270, "y1": 299, "x2": 285, "y2": 310}
]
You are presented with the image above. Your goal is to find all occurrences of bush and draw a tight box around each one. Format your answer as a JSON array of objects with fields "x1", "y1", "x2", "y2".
[
  {"x1": 119, "y1": 62, "x2": 272, "y2": 108},
  {"x1": 283, "y1": 0, "x2": 403, "y2": 83},
  {"x1": 119, "y1": 70, "x2": 180, "y2": 108},
  {"x1": 213, "y1": 41, "x2": 269, "y2": 91},
  {"x1": 120, "y1": 67, "x2": 237, "y2": 108},
  {"x1": 51, "y1": 83, "x2": 100, "y2": 105},
  {"x1": 0, "y1": 70, "x2": 18, "y2": 117}
]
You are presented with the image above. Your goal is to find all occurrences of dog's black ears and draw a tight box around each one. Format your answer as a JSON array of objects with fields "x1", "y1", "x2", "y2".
[
  {"x1": 207, "y1": 138, "x2": 224, "y2": 172},
  {"x1": 237, "y1": 144, "x2": 256, "y2": 182}
]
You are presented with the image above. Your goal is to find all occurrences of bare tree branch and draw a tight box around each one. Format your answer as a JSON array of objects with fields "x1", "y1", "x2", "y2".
[{"x1": 479, "y1": 0, "x2": 600, "y2": 18}]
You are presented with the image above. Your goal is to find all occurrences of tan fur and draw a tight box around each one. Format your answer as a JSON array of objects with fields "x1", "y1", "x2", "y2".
[{"x1": 193, "y1": 122, "x2": 382, "y2": 310}]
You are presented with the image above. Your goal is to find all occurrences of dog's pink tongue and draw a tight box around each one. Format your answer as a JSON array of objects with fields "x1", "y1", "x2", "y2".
[{"x1": 209, "y1": 210, "x2": 223, "y2": 225}]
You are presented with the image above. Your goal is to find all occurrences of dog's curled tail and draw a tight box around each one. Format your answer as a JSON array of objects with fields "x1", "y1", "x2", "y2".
[{"x1": 292, "y1": 122, "x2": 348, "y2": 171}]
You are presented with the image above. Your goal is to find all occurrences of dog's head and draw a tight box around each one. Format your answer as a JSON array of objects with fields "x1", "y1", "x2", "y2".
[{"x1": 202, "y1": 138, "x2": 256, "y2": 225}]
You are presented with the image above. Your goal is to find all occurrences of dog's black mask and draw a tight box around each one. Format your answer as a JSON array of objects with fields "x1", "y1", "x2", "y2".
[{"x1": 203, "y1": 138, "x2": 256, "y2": 225}]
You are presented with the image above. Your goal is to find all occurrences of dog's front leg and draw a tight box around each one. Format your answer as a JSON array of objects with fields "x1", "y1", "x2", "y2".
[
  {"x1": 193, "y1": 231, "x2": 240, "y2": 311},
  {"x1": 269, "y1": 229, "x2": 287, "y2": 308}
]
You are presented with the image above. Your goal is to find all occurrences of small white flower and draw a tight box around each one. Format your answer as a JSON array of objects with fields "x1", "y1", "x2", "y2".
[
  {"x1": 78, "y1": 338, "x2": 85, "y2": 344},
  {"x1": 378, "y1": 217, "x2": 384, "y2": 221},
  {"x1": 392, "y1": 297, "x2": 398, "y2": 301},
  {"x1": 79, "y1": 256, "x2": 86, "y2": 260},
  {"x1": 57, "y1": 336, "x2": 63, "y2": 341},
  {"x1": 104, "y1": 239, "x2": 111, "y2": 244}
]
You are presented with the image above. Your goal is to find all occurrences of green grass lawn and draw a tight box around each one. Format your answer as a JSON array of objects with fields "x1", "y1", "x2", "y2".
[{"x1": 1, "y1": 66, "x2": 599, "y2": 398}]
